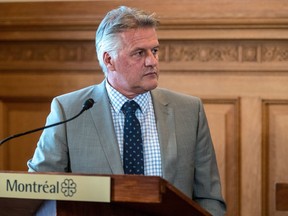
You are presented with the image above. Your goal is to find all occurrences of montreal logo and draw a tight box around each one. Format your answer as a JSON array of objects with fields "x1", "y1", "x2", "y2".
[{"x1": 61, "y1": 179, "x2": 77, "y2": 197}]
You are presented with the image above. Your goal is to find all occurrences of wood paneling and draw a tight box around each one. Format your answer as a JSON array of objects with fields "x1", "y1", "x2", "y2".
[
  {"x1": 263, "y1": 101, "x2": 288, "y2": 216},
  {"x1": 1, "y1": 1, "x2": 288, "y2": 216},
  {"x1": 204, "y1": 100, "x2": 240, "y2": 216},
  {"x1": 3, "y1": 101, "x2": 50, "y2": 170}
]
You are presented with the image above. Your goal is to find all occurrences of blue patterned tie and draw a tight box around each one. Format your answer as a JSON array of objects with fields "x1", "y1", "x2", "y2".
[{"x1": 121, "y1": 100, "x2": 144, "y2": 175}]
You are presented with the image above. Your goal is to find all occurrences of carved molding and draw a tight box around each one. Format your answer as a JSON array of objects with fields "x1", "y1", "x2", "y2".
[
  {"x1": 162, "y1": 41, "x2": 288, "y2": 63},
  {"x1": 1, "y1": 41, "x2": 288, "y2": 72},
  {"x1": 0, "y1": 42, "x2": 96, "y2": 62}
]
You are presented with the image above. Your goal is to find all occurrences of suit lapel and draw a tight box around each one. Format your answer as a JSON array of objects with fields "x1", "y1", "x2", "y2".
[
  {"x1": 89, "y1": 81, "x2": 124, "y2": 174},
  {"x1": 151, "y1": 90, "x2": 177, "y2": 183}
]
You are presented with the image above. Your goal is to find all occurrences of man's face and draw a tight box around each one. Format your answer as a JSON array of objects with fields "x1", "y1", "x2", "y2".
[{"x1": 105, "y1": 27, "x2": 160, "y2": 99}]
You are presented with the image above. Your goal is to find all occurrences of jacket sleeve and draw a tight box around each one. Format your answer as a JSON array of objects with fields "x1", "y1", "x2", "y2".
[
  {"x1": 193, "y1": 101, "x2": 227, "y2": 216},
  {"x1": 27, "y1": 97, "x2": 70, "y2": 172}
]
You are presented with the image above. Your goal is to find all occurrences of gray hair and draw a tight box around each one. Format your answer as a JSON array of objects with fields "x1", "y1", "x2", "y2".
[{"x1": 95, "y1": 6, "x2": 159, "y2": 75}]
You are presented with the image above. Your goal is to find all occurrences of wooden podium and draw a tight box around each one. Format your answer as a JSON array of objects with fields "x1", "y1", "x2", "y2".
[{"x1": 0, "y1": 173, "x2": 211, "y2": 216}]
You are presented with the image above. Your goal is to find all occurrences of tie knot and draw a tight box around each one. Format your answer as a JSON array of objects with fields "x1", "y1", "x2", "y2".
[{"x1": 121, "y1": 100, "x2": 140, "y2": 115}]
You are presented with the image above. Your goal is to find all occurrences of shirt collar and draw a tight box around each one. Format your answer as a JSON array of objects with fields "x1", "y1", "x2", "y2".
[{"x1": 105, "y1": 80, "x2": 150, "y2": 114}]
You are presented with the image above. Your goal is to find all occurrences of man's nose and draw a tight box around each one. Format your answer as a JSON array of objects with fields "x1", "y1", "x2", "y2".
[{"x1": 145, "y1": 51, "x2": 158, "y2": 67}]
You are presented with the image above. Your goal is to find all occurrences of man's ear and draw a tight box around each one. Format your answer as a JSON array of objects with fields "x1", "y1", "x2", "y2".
[{"x1": 103, "y1": 52, "x2": 115, "y2": 71}]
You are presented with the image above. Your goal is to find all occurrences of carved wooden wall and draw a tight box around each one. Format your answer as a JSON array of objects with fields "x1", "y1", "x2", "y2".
[{"x1": 1, "y1": 1, "x2": 288, "y2": 216}]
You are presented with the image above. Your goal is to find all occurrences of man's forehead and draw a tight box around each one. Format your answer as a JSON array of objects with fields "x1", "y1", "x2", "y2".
[{"x1": 119, "y1": 28, "x2": 159, "y2": 48}]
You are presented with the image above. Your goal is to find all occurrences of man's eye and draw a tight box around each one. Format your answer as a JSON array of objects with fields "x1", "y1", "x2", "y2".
[
  {"x1": 152, "y1": 48, "x2": 159, "y2": 55},
  {"x1": 136, "y1": 51, "x2": 144, "y2": 56}
]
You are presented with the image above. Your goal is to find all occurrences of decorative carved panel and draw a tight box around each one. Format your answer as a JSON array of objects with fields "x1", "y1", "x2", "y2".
[{"x1": 2, "y1": 41, "x2": 288, "y2": 71}]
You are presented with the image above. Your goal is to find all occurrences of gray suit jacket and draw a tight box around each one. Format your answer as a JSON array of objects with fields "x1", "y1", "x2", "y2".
[{"x1": 28, "y1": 80, "x2": 226, "y2": 215}]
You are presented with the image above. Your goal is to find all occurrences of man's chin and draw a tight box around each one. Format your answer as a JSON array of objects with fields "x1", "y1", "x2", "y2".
[{"x1": 145, "y1": 82, "x2": 158, "y2": 92}]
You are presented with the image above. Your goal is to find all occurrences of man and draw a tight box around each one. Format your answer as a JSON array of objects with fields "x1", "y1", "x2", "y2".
[{"x1": 28, "y1": 6, "x2": 226, "y2": 215}]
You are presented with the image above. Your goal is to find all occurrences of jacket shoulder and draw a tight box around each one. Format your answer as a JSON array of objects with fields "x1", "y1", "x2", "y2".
[{"x1": 152, "y1": 88, "x2": 202, "y2": 105}]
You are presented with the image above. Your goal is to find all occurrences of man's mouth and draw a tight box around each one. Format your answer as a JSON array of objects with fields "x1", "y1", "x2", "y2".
[{"x1": 144, "y1": 72, "x2": 158, "y2": 77}]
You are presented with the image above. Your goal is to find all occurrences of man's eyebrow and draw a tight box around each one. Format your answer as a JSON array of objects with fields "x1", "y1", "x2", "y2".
[{"x1": 135, "y1": 45, "x2": 160, "y2": 50}]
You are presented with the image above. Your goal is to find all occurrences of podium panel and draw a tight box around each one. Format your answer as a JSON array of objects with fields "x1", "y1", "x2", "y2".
[{"x1": 0, "y1": 172, "x2": 211, "y2": 216}]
